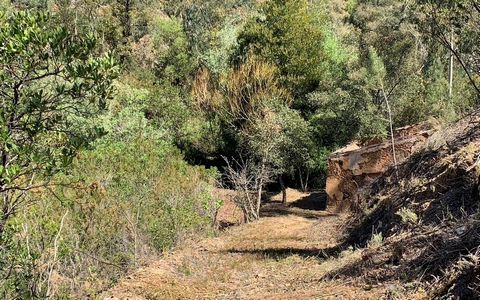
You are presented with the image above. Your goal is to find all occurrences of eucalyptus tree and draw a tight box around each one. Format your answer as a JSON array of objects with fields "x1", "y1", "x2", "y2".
[{"x1": 415, "y1": 0, "x2": 480, "y2": 98}]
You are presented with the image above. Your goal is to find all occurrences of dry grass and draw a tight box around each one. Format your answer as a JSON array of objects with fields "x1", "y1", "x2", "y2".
[{"x1": 102, "y1": 190, "x2": 425, "y2": 300}]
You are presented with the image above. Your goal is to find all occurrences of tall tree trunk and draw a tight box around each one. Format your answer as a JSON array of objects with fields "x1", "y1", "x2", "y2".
[
  {"x1": 298, "y1": 167, "x2": 304, "y2": 192},
  {"x1": 245, "y1": 190, "x2": 256, "y2": 221},
  {"x1": 279, "y1": 175, "x2": 287, "y2": 205},
  {"x1": 448, "y1": 26, "x2": 454, "y2": 102},
  {"x1": 382, "y1": 84, "x2": 398, "y2": 178},
  {"x1": 241, "y1": 206, "x2": 248, "y2": 223},
  {"x1": 434, "y1": 21, "x2": 480, "y2": 98},
  {"x1": 298, "y1": 167, "x2": 309, "y2": 192},
  {"x1": 256, "y1": 159, "x2": 266, "y2": 219},
  {"x1": 304, "y1": 171, "x2": 309, "y2": 192}
]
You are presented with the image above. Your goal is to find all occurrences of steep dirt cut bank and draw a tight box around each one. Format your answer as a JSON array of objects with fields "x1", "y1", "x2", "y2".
[
  {"x1": 326, "y1": 123, "x2": 433, "y2": 210},
  {"x1": 338, "y1": 111, "x2": 480, "y2": 299}
]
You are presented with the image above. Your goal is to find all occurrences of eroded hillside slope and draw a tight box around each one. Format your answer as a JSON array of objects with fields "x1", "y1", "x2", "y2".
[{"x1": 337, "y1": 111, "x2": 480, "y2": 299}]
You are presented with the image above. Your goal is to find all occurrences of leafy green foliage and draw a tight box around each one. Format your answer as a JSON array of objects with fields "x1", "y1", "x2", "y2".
[
  {"x1": 0, "y1": 88, "x2": 219, "y2": 298},
  {"x1": 150, "y1": 15, "x2": 196, "y2": 86},
  {"x1": 0, "y1": 11, "x2": 117, "y2": 235},
  {"x1": 237, "y1": 0, "x2": 335, "y2": 99}
]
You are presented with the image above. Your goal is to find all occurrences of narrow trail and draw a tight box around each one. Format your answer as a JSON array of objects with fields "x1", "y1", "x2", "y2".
[{"x1": 104, "y1": 190, "x2": 412, "y2": 300}]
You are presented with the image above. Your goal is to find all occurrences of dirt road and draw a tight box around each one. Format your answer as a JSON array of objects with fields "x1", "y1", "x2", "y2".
[{"x1": 103, "y1": 189, "x2": 423, "y2": 300}]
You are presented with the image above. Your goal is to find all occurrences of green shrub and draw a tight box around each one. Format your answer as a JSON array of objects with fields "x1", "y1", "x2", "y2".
[
  {"x1": 0, "y1": 109, "x2": 219, "y2": 298},
  {"x1": 368, "y1": 232, "x2": 384, "y2": 248},
  {"x1": 396, "y1": 208, "x2": 419, "y2": 225}
]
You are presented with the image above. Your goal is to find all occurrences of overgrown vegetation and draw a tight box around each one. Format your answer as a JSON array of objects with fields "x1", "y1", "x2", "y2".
[{"x1": 0, "y1": 0, "x2": 479, "y2": 298}]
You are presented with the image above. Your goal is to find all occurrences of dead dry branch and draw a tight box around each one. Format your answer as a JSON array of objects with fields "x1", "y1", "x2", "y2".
[{"x1": 222, "y1": 156, "x2": 274, "y2": 222}]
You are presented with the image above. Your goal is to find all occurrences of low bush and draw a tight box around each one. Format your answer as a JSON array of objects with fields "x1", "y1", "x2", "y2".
[{"x1": 0, "y1": 121, "x2": 219, "y2": 299}]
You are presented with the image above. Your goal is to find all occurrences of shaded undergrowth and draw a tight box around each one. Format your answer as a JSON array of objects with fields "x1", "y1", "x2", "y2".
[{"x1": 226, "y1": 245, "x2": 343, "y2": 260}]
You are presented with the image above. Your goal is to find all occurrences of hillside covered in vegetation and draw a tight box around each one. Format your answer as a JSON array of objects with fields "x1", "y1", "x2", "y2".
[{"x1": 0, "y1": 0, "x2": 479, "y2": 298}]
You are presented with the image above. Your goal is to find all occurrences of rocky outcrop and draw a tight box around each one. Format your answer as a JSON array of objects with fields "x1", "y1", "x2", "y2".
[{"x1": 326, "y1": 124, "x2": 433, "y2": 209}]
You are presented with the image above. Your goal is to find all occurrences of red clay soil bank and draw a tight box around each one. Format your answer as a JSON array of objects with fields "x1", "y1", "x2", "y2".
[{"x1": 326, "y1": 124, "x2": 433, "y2": 210}]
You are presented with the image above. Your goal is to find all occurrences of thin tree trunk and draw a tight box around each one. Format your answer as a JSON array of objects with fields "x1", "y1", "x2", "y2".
[
  {"x1": 256, "y1": 185, "x2": 262, "y2": 219},
  {"x1": 245, "y1": 189, "x2": 256, "y2": 221},
  {"x1": 298, "y1": 167, "x2": 304, "y2": 192},
  {"x1": 241, "y1": 206, "x2": 248, "y2": 223},
  {"x1": 433, "y1": 21, "x2": 480, "y2": 98},
  {"x1": 279, "y1": 175, "x2": 287, "y2": 205},
  {"x1": 448, "y1": 26, "x2": 454, "y2": 102},
  {"x1": 256, "y1": 160, "x2": 265, "y2": 219},
  {"x1": 305, "y1": 171, "x2": 309, "y2": 192},
  {"x1": 382, "y1": 85, "x2": 398, "y2": 177},
  {"x1": 298, "y1": 168, "x2": 309, "y2": 192},
  {"x1": 47, "y1": 210, "x2": 68, "y2": 298}
]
